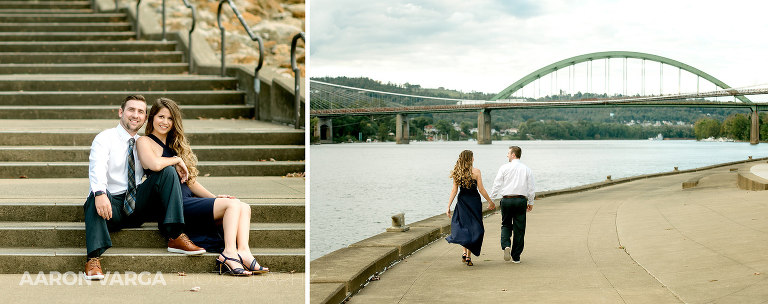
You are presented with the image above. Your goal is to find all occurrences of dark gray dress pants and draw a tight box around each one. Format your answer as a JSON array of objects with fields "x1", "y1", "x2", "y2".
[{"x1": 83, "y1": 166, "x2": 184, "y2": 258}]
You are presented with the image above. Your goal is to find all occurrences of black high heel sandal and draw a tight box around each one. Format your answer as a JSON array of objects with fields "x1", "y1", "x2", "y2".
[
  {"x1": 465, "y1": 256, "x2": 473, "y2": 266},
  {"x1": 238, "y1": 253, "x2": 269, "y2": 274},
  {"x1": 215, "y1": 253, "x2": 251, "y2": 276},
  {"x1": 461, "y1": 253, "x2": 467, "y2": 263}
]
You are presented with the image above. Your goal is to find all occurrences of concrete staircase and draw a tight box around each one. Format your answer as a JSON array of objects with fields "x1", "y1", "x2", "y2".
[{"x1": 0, "y1": 0, "x2": 305, "y2": 273}]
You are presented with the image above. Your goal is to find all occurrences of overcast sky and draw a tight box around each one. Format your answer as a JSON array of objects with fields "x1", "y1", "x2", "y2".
[{"x1": 309, "y1": 0, "x2": 768, "y2": 96}]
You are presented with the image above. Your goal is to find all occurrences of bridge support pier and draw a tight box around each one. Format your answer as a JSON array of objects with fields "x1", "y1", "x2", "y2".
[
  {"x1": 315, "y1": 117, "x2": 333, "y2": 144},
  {"x1": 477, "y1": 109, "x2": 492, "y2": 145},
  {"x1": 396, "y1": 113, "x2": 410, "y2": 144},
  {"x1": 751, "y1": 107, "x2": 759, "y2": 145}
]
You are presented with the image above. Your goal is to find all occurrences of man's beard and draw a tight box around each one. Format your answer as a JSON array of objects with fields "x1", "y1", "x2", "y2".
[{"x1": 122, "y1": 119, "x2": 143, "y2": 133}]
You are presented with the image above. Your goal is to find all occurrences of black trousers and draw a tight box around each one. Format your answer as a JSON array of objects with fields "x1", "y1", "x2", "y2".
[
  {"x1": 84, "y1": 166, "x2": 184, "y2": 258},
  {"x1": 500, "y1": 196, "x2": 527, "y2": 261}
]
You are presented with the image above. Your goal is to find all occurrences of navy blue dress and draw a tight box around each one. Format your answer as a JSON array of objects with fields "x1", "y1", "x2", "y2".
[
  {"x1": 144, "y1": 134, "x2": 225, "y2": 253},
  {"x1": 445, "y1": 181, "x2": 485, "y2": 256}
]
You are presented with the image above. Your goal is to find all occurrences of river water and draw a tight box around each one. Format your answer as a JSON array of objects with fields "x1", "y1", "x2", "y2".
[{"x1": 309, "y1": 140, "x2": 768, "y2": 260}]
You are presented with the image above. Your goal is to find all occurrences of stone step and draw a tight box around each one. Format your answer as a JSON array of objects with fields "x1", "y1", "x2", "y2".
[
  {"x1": 0, "y1": 91, "x2": 244, "y2": 105},
  {"x1": 0, "y1": 0, "x2": 83, "y2": 2},
  {"x1": 0, "y1": 8, "x2": 92, "y2": 13},
  {"x1": 0, "y1": 132, "x2": 305, "y2": 146},
  {"x1": 0, "y1": 22, "x2": 132, "y2": 32},
  {"x1": 0, "y1": 247, "x2": 304, "y2": 273},
  {"x1": 0, "y1": 1, "x2": 91, "y2": 9},
  {"x1": 0, "y1": 40, "x2": 175, "y2": 52},
  {"x1": 0, "y1": 131, "x2": 306, "y2": 146},
  {"x1": 0, "y1": 145, "x2": 305, "y2": 162},
  {"x1": 0, "y1": 51, "x2": 182, "y2": 63},
  {"x1": 0, "y1": 0, "x2": 79, "y2": 2},
  {"x1": 0, "y1": 12, "x2": 125, "y2": 22},
  {"x1": 0, "y1": 222, "x2": 304, "y2": 248},
  {"x1": 0, "y1": 63, "x2": 187, "y2": 74},
  {"x1": 0, "y1": 105, "x2": 251, "y2": 119},
  {"x1": 0, "y1": 31, "x2": 134, "y2": 41},
  {"x1": 0, "y1": 75, "x2": 237, "y2": 91},
  {"x1": 0, "y1": 199, "x2": 305, "y2": 223},
  {"x1": 0, "y1": 161, "x2": 305, "y2": 178},
  {"x1": 0, "y1": 119, "x2": 305, "y2": 145}
]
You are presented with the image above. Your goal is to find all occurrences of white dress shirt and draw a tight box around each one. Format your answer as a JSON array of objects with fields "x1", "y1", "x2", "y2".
[
  {"x1": 88, "y1": 124, "x2": 144, "y2": 195},
  {"x1": 490, "y1": 159, "x2": 536, "y2": 205}
]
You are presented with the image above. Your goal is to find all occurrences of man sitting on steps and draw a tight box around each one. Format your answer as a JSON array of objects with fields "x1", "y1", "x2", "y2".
[{"x1": 83, "y1": 94, "x2": 205, "y2": 280}]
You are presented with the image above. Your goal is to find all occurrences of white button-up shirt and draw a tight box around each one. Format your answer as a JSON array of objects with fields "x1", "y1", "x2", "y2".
[
  {"x1": 490, "y1": 159, "x2": 536, "y2": 205},
  {"x1": 88, "y1": 124, "x2": 144, "y2": 195}
]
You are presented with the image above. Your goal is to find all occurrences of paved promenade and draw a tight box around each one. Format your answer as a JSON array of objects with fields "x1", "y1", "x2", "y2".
[{"x1": 346, "y1": 161, "x2": 768, "y2": 303}]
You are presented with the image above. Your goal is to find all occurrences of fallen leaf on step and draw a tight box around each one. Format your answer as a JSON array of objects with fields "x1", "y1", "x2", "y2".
[
  {"x1": 204, "y1": 174, "x2": 211, "y2": 177},
  {"x1": 18, "y1": 175, "x2": 28, "y2": 179},
  {"x1": 189, "y1": 286, "x2": 201, "y2": 292},
  {"x1": 755, "y1": 272, "x2": 761, "y2": 275},
  {"x1": 177, "y1": 272, "x2": 186, "y2": 276},
  {"x1": 502, "y1": 289, "x2": 507, "y2": 292}
]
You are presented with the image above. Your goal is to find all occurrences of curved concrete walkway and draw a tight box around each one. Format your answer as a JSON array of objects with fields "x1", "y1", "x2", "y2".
[{"x1": 348, "y1": 162, "x2": 768, "y2": 303}]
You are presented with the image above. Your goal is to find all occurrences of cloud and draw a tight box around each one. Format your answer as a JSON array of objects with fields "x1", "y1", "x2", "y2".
[{"x1": 310, "y1": 0, "x2": 768, "y2": 94}]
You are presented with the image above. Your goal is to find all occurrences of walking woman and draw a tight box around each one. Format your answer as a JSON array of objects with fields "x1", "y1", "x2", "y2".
[
  {"x1": 136, "y1": 98, "x2": 269, "y2": 276},
  {"x1": 446, "y1": 150, "x2": 495, "y2": 266}
]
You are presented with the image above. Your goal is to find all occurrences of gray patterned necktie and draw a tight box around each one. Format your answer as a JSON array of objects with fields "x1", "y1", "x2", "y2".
[{"x1": 123, "y1": 138, "x2": 136, "y2": 215}]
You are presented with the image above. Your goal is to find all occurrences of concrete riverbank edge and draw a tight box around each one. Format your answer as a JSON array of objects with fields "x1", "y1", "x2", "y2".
[{"x1": 309, "y1": 156, "x2": 768, "y2": 304}]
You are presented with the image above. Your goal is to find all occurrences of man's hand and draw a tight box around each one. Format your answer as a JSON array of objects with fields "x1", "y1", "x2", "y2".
[
  {"x1": 527, "y1": 205, "x2": 533, "y2": 212},
  {"x1": 94, "y1": 194, "x2": 112, "y2": 220}
]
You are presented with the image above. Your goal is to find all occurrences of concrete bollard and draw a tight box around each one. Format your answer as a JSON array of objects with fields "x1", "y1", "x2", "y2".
[
  {"x1": 606, "y1": 175, "x2": 612, "y2": 181},
  {"x1": 386, "y1": 213, "x2": 410, "y2": 232}
]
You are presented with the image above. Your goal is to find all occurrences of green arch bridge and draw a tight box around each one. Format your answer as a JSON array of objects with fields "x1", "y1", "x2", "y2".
[{"x1": 311, "y1": 51, "x2": 768, "y2": 145}]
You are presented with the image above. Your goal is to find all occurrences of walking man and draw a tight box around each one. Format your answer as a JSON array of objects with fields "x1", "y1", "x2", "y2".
[
  {"x1": 490, "y1": 146, "x2": 535, "y2": 263},
  {"x1": 83, "y1": 95, "x2": 205, "y2": 280}
]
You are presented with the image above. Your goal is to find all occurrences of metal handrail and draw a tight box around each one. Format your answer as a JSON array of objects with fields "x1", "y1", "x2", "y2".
[
  {"x1": 127, "y1": 0, "x2": 195, "y2": 70},
  {"x1": 135, "y1": 0, "x2": 168, "y2": 40},
  {"x1": 180, "y1": 0, "x2": 196, "y2": 72},
  {"x1": 291, "y1": 32, "x2": 305, "y2": 129},
  {"x1": 217, "y1": 0, "x2": 265, "y2": 116}
]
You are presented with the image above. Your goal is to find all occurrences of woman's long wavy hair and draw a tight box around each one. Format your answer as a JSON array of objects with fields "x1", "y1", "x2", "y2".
[
  {"x1": 145, "y1": 97, "x2": 200, "y2": 185},
  {"x1": 450, "y1": 150, "x2": 475, "y2": 188}
]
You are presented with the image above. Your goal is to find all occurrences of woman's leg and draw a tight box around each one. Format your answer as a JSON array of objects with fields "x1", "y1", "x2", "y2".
[
  {"x1": 235, "y1": 201, "x2": 268, "y2": 271},
  {"x1": 235, "y1": 200, "x2": 250, "y2": 252},
  {"x1": 213, "y1": 198, "x2": 250, "y2": 273}
]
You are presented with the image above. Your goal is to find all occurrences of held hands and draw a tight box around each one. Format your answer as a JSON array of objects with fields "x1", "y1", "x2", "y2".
[
  {"x1": 94, "y1": 194, "x2": 112, "y2": 220},
  {"x1": 487, "y1": 201, "x2": 496, "y2": 210}
]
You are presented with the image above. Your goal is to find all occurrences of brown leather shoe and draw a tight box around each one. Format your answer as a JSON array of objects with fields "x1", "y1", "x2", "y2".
[
  {"x1": 84, "y1": 258, "x2": 105, "y2": 280},
  {"x1": 167, "y1": 233, "x2": 206, "y2": 255}
]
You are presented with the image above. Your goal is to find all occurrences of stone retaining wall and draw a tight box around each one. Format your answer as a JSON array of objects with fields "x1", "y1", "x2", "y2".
[{"x1": 97, "y1": 0, "x2": 305, "y2": 127}]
